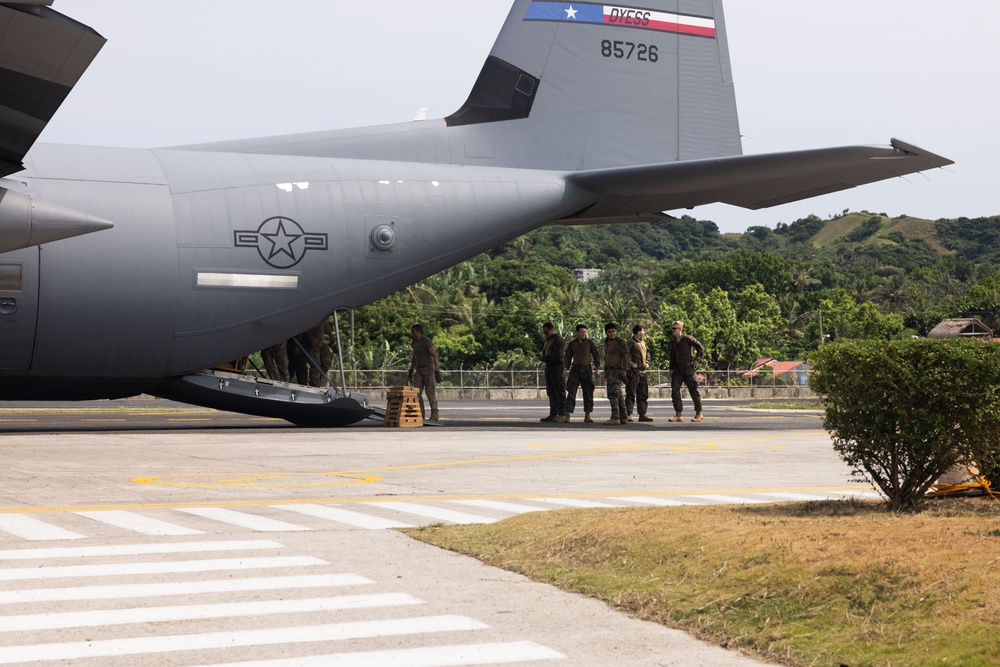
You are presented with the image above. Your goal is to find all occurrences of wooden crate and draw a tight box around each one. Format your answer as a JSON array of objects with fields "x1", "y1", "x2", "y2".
[{"x1": 384, "y1": 385, "x2": 423, "y2": 427}]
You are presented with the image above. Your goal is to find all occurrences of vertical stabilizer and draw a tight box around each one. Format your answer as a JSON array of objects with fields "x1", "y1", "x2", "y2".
[{"x1": 445, "y1": 0, "x2": 742, "y2": 170}]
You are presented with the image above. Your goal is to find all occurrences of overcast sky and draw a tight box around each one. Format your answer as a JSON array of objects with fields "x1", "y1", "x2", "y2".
[{"x1": 38, "y1": 1, "x2": 998, "y2": 233}]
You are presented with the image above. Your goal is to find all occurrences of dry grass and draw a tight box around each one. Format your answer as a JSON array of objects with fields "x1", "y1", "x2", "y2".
[{"x1": 408, "y1": 498, "x2": 1000, "y2": 666}]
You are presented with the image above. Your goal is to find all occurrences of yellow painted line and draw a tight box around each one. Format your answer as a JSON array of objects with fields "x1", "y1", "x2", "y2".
[
  {"x1": 0, "y1": 486, "x2": 877, "y2": 515},
  {"x1": 130, "y1": 433, "x2": 800, "y2": 490}
]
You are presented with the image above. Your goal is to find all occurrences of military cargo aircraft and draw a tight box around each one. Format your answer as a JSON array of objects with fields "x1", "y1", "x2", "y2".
[{"x1": 0, "y1": 0, "x2": 951, "y2": 425}]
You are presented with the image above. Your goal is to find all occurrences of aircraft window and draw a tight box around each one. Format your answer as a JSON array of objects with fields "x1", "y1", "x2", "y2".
[{"x1": 0, "y1": 263, "x2": 23, "y2": 292}]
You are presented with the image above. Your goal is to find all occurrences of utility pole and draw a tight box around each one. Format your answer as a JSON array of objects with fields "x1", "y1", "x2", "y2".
[{"x1": 817, "y1": 309, "x2": 824, "y2": 346}]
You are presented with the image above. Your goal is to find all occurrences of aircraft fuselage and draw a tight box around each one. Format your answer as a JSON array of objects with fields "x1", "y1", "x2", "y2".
[{"x1": 0, "y1": 143, "x2": 583, "y2": 399}]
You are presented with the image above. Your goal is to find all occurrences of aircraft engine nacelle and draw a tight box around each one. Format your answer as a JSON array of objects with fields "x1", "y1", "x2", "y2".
[{"x1": 0, "y1": 187, "x2": 114, "y2": 254}]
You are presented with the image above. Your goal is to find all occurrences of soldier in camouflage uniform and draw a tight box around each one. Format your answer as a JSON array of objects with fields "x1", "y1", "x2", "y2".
[
  {"x1": 602, "y1": 322, "x2": 635, "y2": 425},
  {"x1": 409, "y1": 324, "x2": 441, "y2": 422},
  {"x1": 563, "y1": 324, "x2": 600, "y2": 422},
  {"x1": 626, "y1": 324, "x2": 653, "y2": 422},
  {"x1": 261, "y1": 341, "x2": 289, "y2": 382},
  {"x1": 668, "y1": 320, "x2": 705, "y2": 422}
]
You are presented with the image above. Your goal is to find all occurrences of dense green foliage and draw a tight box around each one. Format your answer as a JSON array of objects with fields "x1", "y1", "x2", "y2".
[
  {"x1": 336, "y1": 210, "x2": 1000, "y2": 372},
  {"x1": 810, "y1": 339, "x2": 1000, "y2": 510}
]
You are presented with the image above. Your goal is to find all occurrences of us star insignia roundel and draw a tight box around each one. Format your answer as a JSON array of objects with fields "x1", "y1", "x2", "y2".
[{"x1": 234, "y1": 217, "x2": 329, "y2": 269}]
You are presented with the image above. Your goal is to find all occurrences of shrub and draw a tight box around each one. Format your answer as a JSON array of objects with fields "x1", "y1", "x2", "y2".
[{"x1": 810, "y1": 339, "x2": 1000, "y2": 510}]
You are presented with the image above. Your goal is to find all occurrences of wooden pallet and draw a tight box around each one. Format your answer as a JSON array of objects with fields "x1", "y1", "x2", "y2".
[{"x1": 384, "y1": 386, "x2": 423, "y2": 427}]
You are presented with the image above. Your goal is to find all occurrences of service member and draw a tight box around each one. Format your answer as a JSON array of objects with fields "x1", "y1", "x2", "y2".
[
  {"x1": 409, "y1": 324, "x2": 441, "y2": 422},
  {"x1": 563, "y1": 324, "x2": 600, "y2": 422},
  {"x1": 668, "y1": 320, "x2": 705, "y2": 422},
  {"x1": 602, "y1": 322, "x2": 634, "y2": 425},
  {"x1": 538, "y1": 322, "x2": 567, "y2": 422},
  {"x1": 626, "y1": 324, "x2": 653, "y2": 422}
]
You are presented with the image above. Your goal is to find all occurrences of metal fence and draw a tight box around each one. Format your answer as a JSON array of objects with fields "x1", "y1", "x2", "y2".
[{"x1": 311, "y1": 367, "x2": 812, "y2": 392}]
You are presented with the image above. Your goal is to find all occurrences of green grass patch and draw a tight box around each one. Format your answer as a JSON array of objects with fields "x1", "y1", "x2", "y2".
[{"x1": 407, "y1": 499, "x2": 1000, "y2": 666}]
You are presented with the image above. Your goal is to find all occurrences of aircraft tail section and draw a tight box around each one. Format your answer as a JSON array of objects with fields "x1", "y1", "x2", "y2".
[{"x1": 447, "y1": 0, "x2": 741, "y2": 170}]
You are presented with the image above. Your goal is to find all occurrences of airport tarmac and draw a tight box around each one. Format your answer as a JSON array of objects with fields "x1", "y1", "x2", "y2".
[{"x1": 0, "y1": 398, "x2": 852, "y2": 666}]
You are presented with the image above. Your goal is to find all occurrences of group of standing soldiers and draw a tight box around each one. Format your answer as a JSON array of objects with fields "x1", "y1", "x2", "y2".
[
  {"x1": 260, "y1": 319, "x2": 334, "y2": 388},
  {"x1": 538, "y1": 320, "x2": 705, "y2": 425}
]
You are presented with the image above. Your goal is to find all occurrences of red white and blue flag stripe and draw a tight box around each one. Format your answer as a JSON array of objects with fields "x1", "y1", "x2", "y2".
[{"x1": 523, "y1": 2, "x2": 716, "y2": 38}]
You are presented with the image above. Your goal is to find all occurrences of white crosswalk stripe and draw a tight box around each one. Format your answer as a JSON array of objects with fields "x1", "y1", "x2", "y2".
[
  {"x1": 687, "y1": 494, "x2": 770, "y2": 504},
  {"x1": 0, "y1": 555, "x2": 325, "y2": 582},
  {"x1": 0, "y1": 593, "x2": 424, "y2": 633},
  {"x1": 527, "y1": 498, "x2": 625, "y2": 508},
  {"x1": 372, "y1": 502, "x2": 499, "y2": 525},
  {"x1": 0, "y1": 573, "x2": 373, "y2": 605},
  {"x1": 611, "y1": 496, "x2": 697, "y2": 506},
  {"x1": 0, "y1": 539, "x2": 282, "y2": 561},
  {"x1": 449, "y1": 499, "x2": 548, "y2": 514},
  {"x1": 272, "y1": 503, "x2": 414, "y2": 529},
  {"x1": 0, "y1": 615, "x2": 489, "y2": 664},
  {"x1": 193, "y1": 641, "x2": 566, "y2": 666},
  {"x1": 758, "y1": 492, "x2": 834, "y2": 501},
  {"x1": 0, "y1": 514, "x2": 85, "y2": 541},
  {"x1": 176, "y1": 507, "x2": 313, "y2": 532},
  {"x1": 75, "y1": 509, "x2": 204, "y2": 535}
]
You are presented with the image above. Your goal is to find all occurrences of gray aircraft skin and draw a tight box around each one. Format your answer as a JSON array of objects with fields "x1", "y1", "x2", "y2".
[{"x1": 0, "y1": 0, "x2": 952, "y2": 425}]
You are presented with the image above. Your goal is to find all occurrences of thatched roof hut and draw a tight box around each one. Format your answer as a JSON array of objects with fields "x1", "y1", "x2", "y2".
[{"x1": 927, "y1": 318, "x2": 993, "y2": 340}]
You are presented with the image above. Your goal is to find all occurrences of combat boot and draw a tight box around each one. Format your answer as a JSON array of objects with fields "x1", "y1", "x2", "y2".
[
  {"x1": 603, "y1": 417, "x2": 619, "y2": 425},
  {"x1": 540, "y1": 415, "x2": 556, "y2": 422},
  {"x1": 691, "y1": 412, "x2": 704, "y2": 422},
  {"x1": 430, "y1": 413, "x2": 440, "y2": 422},
  {"x1": 584, "y1": 413, "x2": 594, "y2": 423},
  {"x1": 638, "y1": 414, "x2": 654, "y2": 422},
  {"x1": 619, "y1": 417, "x2": 628, "y2": 424},
  {"x1": 667, "y1": 413, "x2": 684, "y2": 423},
  {"x1": 562, "y1": 414, "x2": 571, "y2": 422},
  {"x1": 554, "y1": 414, "x2": 569, "y2": 423},
  {"x1": 625, "y1": 416, "x2": 634, "y2": 422}
]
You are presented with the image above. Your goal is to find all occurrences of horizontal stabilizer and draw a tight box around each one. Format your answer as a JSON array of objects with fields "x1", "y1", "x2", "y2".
[
  {"x1": 565, "y1": 138, "x2": 953, "y2": 219},
  {"x1": 0, "y1": 3, "x2": 105, "y2": 177}
]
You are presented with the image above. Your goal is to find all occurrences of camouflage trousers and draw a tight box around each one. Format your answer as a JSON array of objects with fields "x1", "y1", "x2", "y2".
[
  {"x1": 565, "y1": 365, "x2": 595, "y2": 414},
  {"x1": 262, "y1": 342, "x2": 289, "y2": 382},
  {"x1": 544, "y1": 365, "x2": 566, "y2": 417},
  {"x1": 413, "y1": 368, "x2": 439, "y2": 420},
  {"x1": 671, "y1": 364, "x2": 702, "y2": 414},
  {"x1": 626, "y1": 371, "x2": 649, "y2": 417},
  {"x1": 605, "y1": 368, "x2": 627, "y2": 419}
]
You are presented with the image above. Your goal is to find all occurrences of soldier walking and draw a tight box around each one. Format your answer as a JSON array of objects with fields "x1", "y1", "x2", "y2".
[
  {"x1": 626, "y1": 324, "x2": 653, "y2": 422},
  {"x1": 409, "y1": 324, "x2": 441, "y2": 422},
  {"x1": 668, "y1": 320, "x2": 705, "y2": 422},
  {"x1": 563, "y1": 324, "x2": 600, "y2": 423},
  {"x1": 602, "y1": 322, "x2": 634, "y2": 425},
  {"x1": 538, "y1": 322, "x2": 568, "y2": 422}
]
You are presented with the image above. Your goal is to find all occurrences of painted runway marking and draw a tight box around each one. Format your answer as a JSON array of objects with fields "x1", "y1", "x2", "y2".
[
  {"x1": 75, "y1": 509, "x2": 204, "y2": 534},
  {"x1": 176, "y1": 507, "x2": 312, "y2": 532},
  {"x1": 0, "y1": 539, "x2": 281, "y2": 561},
  {"x1": 192, "y1": 640, "x2": 566, "y2": 666},
  {"x1": 449, "y1": 499, "x2": 548, "y2": 514},
  {"x1": 0, "y1": 615, "x2": 488, "y2": 664},
  {"x1": 271, "y1": 503, "x2": 413, "y2": 529},
  {"x1": 0, "y1": 514, "x2": 85, "y2": 541},
  {"x1": 528, "y1": 498, "x2": 624, "y2": 509},
  {"x1": 0, "y1": 593, "x2": 424, "y2": 633},
  {"x1": 0, "y1": 573, "x2": 373, "y2": 605},
  {"x1": 687, "y1": 494, "x2": 769, "y2": 504},
  {"x1": 0, "y1": 556, "x2": 325, "y2": 582},
  {"x1": 611, "y1": 496, "x2": 697, "y2": 506},
  {"x1": 373, "y1": 502, "x2": 499, "y2": 525},
  {"x1": 758, "y1": 492, "x2": 832, "y2": 501}
]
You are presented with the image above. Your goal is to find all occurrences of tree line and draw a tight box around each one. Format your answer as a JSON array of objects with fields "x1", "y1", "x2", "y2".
[{"x1": 334, "y1": 211, "x2": 1000, "y2": 371}]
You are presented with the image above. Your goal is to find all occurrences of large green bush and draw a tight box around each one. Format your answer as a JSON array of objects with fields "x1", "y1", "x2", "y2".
[{"x1": 810, "y1": 339, "x2": 1000, "y2": 510}]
